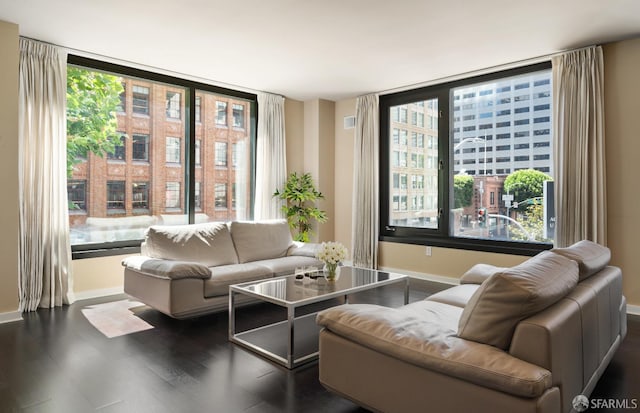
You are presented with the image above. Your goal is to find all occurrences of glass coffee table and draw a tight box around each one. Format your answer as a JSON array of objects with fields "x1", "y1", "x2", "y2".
[{"x1": 228, "y1": 266, "x2": 409, "y2": 369}]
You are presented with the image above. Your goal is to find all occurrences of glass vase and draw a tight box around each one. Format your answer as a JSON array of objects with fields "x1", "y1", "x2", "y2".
[{"x1": 323, "y1": 263, "x2": 340, "y2": 282}]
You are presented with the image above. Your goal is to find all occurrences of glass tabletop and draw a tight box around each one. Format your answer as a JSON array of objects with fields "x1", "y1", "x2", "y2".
[{"x1": 230, "y1": 266, "x2": 407, "y2": 306}]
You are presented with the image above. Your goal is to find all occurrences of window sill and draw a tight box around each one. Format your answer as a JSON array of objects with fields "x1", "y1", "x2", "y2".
[{"x1": 379, "y1": 234, "x2": 551, "y2": 256}]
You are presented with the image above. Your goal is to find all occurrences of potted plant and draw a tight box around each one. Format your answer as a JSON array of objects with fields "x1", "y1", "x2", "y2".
[{"x1": 273, "y1": 172, "x2": 328, "y2": 242}]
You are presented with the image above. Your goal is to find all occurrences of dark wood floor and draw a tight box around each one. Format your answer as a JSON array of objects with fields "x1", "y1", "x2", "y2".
[{"x1": 0, "y1": 280, "x2": 637, "y2": 413}]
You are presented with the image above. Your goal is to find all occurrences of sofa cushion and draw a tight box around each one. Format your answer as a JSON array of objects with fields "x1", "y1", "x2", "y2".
[
  {"x1": 426, "y1": 284, "x2": 480, "y2": 308},
  {"x1": 317, "y1": 301, "x2": 552, "y2": 398},
  {"x1": 253, "y1": 256, "x2": 323, "y2": 277},
  {"x1": 143, "y1": 222, "x2": 239, "y2": 267},
  {"x1": 230, "y1": 220, "x2": 293, "y2": 263},
  {"x1": 204, "y1": 263, "x2": 273, "y2": 297},
  {"x1": 459, "y1": 263, "x2": 507, "y2": 285},
  {"x1": 457, "y1": 251, "x2": 579, "y2": 350},
  {"x1": 551, "y1": 240, "x2": 611, "y2": 281}
]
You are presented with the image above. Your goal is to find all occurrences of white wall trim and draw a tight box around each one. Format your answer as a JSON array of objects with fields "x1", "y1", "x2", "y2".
[
  {"x1": 73, "y1": 287, "x2": 124, "y2": 302},
  {"x1": 0, "y1": 310, "x2": 23, "y2": 324},
  {"x1": 626, "y1": 304, "x2": 640, "y2": 316},
  {"x1": 378, "y1": 266, "x2": 460, "y2": 286}
]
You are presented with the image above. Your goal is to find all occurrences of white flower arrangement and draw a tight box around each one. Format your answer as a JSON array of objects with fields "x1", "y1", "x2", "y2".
[{"x1": 315, "y1": 241, "x2": 348, "y2": 266}]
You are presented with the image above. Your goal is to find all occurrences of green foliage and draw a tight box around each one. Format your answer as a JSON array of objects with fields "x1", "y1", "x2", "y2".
[
  {"x1": 503, "y1": 169, "x2": 552, "y2": 211},
  {"x1": 273, "y1": 172, "x2": 328, "y2": 242},
  {"x1": 508, "y1": 204, "x2": 551, "y2": 243},
  {"x1": 67, "y1": 67, "x2": 124, "y2": 176},
  {"x1": 453, "y1": 174, "x2": 474, "y2": 209}
]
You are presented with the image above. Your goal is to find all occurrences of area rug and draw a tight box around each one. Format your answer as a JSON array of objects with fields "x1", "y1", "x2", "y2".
[{"x1": 81, "y1": 299, "x2": 154, "y2": 338}]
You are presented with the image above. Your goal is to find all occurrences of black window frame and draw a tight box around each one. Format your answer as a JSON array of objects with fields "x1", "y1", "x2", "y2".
[
  {"x1": 67, "y1": 55, "x2": 258, "y2": 259},
  {"x1": 379, "y1": 61, "x2": 552, "y2": 256}
]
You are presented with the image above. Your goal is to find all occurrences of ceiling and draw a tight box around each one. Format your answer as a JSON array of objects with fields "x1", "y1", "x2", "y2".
[{"x1": 1, "y1": 0, "x2": 639, "y2": 101}]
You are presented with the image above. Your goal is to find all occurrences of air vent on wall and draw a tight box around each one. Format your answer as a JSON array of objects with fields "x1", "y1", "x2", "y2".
[{"x1": 343, "y1": 115, "x2": 356, "y2": 130}]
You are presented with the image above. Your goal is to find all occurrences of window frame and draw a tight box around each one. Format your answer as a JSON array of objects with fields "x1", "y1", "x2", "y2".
[
  {"x1": 379, "y1": 62, "x2": 552, "y2": 256},
  {"x1": 67, "y1": 55, "x2": 258, "y2": 259}
]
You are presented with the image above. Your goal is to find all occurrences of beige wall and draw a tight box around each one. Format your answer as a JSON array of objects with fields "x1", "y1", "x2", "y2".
[
  {"x1": 0, "y1": 21, "x2": 20, "y2": 315},
  {"x1": 71, "y1": 255, "x2": 133, "y2": 299},
  {"x1": 285, "y1": 98, "x2": 305, "y2": 174},
  {"x1": 334, "y1": 98, "x2": 357, "y2": 252},
  {"x1": 603, "y1": 38, "x2": 640, "y2": 307}
]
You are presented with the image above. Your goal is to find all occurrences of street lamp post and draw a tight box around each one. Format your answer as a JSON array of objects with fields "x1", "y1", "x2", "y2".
[{"x1": 454, "y1": 136, "x2": 487, "y2": 206}]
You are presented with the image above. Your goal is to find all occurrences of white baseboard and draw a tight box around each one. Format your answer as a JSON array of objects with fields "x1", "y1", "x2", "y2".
[
  {"x1": 0, "y1": 310, "x2": 23, "y2": 324},
  {"x1": 73, "y1": 287, "x2": 125, "y2": 302},
  {"x1": 378, "y1": 266, "x2": 460, "y2": 286},
  {"x1": 626, "y1": 304, "x2": 640, "y2": 316}
]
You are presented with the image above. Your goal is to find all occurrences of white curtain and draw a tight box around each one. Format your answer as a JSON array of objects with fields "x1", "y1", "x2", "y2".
[
  {"x1": 18, "y1": 38, "x2": 73, "y2": 311},
  {"x1": 254, "y1": 92, "x2": 287, "y2": 220},
  {"x1": 552, "y1": 46, "x2": 606, "y2": 247},
  {"x1": 351, "y1": 94, "x2": 379, "y2": 268}
]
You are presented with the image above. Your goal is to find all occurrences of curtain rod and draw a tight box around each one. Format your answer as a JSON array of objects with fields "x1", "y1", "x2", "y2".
[
  {"x1": 372, "y1": 44, "x2": 599, "y2": 98},
  {"x1": 19, "y1": 35, "x2": 282, "y2": 98}
]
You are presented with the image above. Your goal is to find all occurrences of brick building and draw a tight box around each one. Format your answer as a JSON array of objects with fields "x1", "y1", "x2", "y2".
[{"x1": 68, "y1": 75, "x2": 252, "y2": 244}]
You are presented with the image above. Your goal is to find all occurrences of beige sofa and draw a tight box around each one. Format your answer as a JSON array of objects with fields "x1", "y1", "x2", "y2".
[
  {"x1": 122, "y1": 219, "x2": 322, "y2": 318},
  {"x1": 317, "y1": 241, "x2": 626, "y2": 413}
]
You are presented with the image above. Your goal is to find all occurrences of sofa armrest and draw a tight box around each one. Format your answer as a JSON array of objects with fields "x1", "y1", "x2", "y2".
[
  {"x1": 317, "y1": 301, "x2": 552, "y2": 398},
  {"x1": 287, "y1": 241, "x2": 321, "y2": 258},
  {"x1": 122, "y1": 256, "x2": 211, "y2": 280}
]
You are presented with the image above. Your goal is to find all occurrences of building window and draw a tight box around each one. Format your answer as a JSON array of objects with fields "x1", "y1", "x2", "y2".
[
  {"x1": 166, "y1": 91, "x2": 181, "y2": 119},
  {"x1": 195, "y1": 140, "x2": 201, "y2": 166},
  {"x1": 216, "y1": 101, "x2": 227, "y2": 125},
  {"x1": 106, "y1": 181, "x2": 125, "y2": 212},
  {"x1": 195, "y1": 96, "x2": 201, "y2": 123},
  {"x1": 67, "y1": 180, "x2": 87, "y2": 211},
  {"x1": 117, "y1": 82, "x2": 126, "y2": 113},
  {"x1": 215, "y1": 142, "x2": 228, "y2": 167},
  {"x1": 132, "y1": 182, "x2": 149, "y2": 211},
  {"x1": 380, "y1": 62, "x2": 553, "y2": 255},
  {"x1": 132, "y1": 134, "x2": 149, "y2": 161},
  {"x1": 165, "y1": 182, "x2": 181, "y2": 209},
  {"x1": 107, "y1": 134, "x2": 126, "y2": 161},
  {"x1": 132, "y1": 85, "x2": 149, "y2": 115},
  {"x1": 194, "y1": 182, "x2": 202, "y2": 211},
  {"x1": 166, "y1": 137, "x2": 181, "y2": 164},
  {"x1": 215, "y1": 183, "x2": 227, "y2": 209},
  {"x1": 232, "y1": 104, "x2": 245, "y2": 128}
]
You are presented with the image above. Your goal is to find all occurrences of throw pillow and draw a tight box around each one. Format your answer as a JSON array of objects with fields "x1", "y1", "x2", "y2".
[{"x1": 457, "y1": 251, "x2": 579, "y2": 350}]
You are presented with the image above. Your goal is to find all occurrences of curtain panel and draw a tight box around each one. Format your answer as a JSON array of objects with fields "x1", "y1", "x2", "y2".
[
  {"x1": 254, "y1": 92, "x2": 287, "y2": 220},
  {"x1": 351, "y1": 94, "x2": 380, "y2": 268},
  {"x1": 18, "y1": 38, "x2": 73, "y2": 311},
  {"x1": 552, "y1": 46, "x2": 606, "y2": 247}
]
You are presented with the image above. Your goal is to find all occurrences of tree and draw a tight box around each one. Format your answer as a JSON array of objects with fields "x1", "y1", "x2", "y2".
[
  {"x1": 503, "y1": 169, "x2": 552, "y2": 211},
  {"x1": 453, "y1": 174, "x2": 474, "y2": 209},
  {"x1": 273, "y1": 172, "x2": 328, "y2": 242},
  {"x1": 508, "y1": 204, "x2": 551, "y2": 243},
  {"x1": 66, "y1": 67, "x2": 124, "y2": 176}
]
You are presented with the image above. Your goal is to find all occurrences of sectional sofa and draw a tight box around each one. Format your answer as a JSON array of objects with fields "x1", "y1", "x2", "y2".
[
  {"x1": 122, "y1": 219, "x2": 322, "y2": 318},
  {"x1": 317, "y1": 241, "x2": 626, "y2": 413}
]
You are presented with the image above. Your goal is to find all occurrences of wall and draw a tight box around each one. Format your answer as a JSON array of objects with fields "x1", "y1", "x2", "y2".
[
  {"x1": 334, "y1": 98, "x2": 356, "y2": 252},
  {"x1": 603, "y1": 38, "x2": 640, "y2": 307},
  {"x1": 0, "y1": 20, "x2": 20, "y2": 319},
  {"x1": 71, "y1": 255, "x2": 134, "y2": 300}
]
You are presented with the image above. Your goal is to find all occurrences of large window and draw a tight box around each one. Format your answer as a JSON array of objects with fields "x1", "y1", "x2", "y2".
[
  {"x1": 380, "y1": 62, "x2": 553, "y2": 255},
  {"x1": 66, "y1": 56, "x2": 256, "y2": 256}
]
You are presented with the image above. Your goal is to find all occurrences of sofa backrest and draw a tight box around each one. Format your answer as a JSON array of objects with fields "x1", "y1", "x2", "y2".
[
  {"x1": 509, "y1": 265, "x2": 624, "y2": 413},
  {"x1": 229, "y1": 219, "x2": 293, "y2": 263},
  {"x1": 142, "y1": 222, "x2": 239, "y2": 267}
]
